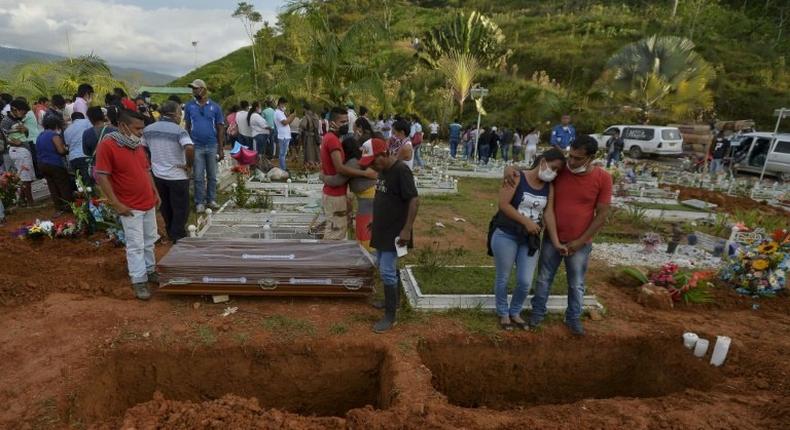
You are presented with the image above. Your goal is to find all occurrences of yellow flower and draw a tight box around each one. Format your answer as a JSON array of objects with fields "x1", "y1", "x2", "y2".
[
  {"x1": 752, "y1": 259, "x2": 770, "y2": 271},
  {"x1": 757, "y1": 242, "x2": 779, "y2": 255}
]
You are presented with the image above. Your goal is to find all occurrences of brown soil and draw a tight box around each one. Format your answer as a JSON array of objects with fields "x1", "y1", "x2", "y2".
[
  {"x1": 667, "y1": 185, "x2": 787, "y2": 217},
  {"x1": 1, "y1": 205, "x2": 789, "y2": 430}
]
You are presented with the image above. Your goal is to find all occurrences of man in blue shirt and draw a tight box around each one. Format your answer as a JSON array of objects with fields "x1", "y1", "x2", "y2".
[
  {"x1": 184, "y1": 79, "x2": 225, "y2": 213},
  {"x1": 551, "y1": 114, "x2": 576, "y2": 150},
  {"x1": 64, "y1": 112, "x2": 93, "y2": 186},
  {"x1": 448, "y1": 119, "x2": 462, "y2": 158}
]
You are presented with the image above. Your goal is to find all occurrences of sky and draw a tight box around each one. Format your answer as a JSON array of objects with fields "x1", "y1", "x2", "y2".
[{"x1": 0, "y1": 0, "x2": 286, "y2": 76}]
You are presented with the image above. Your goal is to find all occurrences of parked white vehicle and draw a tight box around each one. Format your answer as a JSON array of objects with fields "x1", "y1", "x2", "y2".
[
  {"x1": 730, "y1": 132, "x2": 790, "y2": 181},
  {"x1": 591, "y1": 125, "x2": 684, "y2": 158}
]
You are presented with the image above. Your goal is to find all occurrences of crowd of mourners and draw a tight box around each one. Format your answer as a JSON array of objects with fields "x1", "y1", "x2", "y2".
[{"x1": 0, "y1": 78, "x2": 613, "y2": 335}]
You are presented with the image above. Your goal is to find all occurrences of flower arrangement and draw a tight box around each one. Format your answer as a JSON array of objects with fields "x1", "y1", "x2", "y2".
[
  {"x1": 641, "y1": 232, "x2": 662, "y2": 253},
  {"x1": 622, "y1": 263, "x2": 715, "y2": 304},
  {"x1": 231, "y1": 165, "x2": 270, "y2": 209},
  {"x1": 0, "y1": 171, "x2": 21, "y2": 207},
  {"x1": 720, "y1": 228, "x2": 789, "y2": 296}
]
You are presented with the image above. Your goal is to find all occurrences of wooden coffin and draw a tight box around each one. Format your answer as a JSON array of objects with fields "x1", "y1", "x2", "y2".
[{"x1": 157, "y1": 238, "x2": 376, "y2": 296}]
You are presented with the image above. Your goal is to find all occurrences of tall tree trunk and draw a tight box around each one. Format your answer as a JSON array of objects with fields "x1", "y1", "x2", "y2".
[{"x1": 672, "y1": 0, "x2": 680, "y2": 18}]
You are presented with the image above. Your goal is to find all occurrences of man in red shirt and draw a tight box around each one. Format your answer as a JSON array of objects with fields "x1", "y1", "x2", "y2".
[
  {"x1": 320, "y1": 106, "x2": 377, "y2": 240},
  {"x1": 506, "y1": 135, "x2": 611, "y2": 336},
  {"x1": 95, "y1": 110, "x2": 161, "y2": 300}
]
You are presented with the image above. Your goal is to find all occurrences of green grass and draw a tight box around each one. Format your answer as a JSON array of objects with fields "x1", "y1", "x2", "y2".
[
  {"x1": 195, "y1": 324, "x2": 217, "y2": 346},
  {"x1": 261, "y1": 315, "x2": 317, "y2": 339},
  {"x1": 328, "y1": 322, "x2": 349, "y2": 335},
  {"x1": 412, "y1": 265, "x2": 569, "y2": 295}
]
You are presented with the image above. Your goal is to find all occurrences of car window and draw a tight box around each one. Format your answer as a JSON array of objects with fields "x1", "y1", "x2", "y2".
[
  {"x1": 661, "y1": 129, "x2": 681, "y2": 140},
  {"x1": 604, "y1": 127, "x2": 619, "y2": 135},
  {"x1": 774, "y1": 140, "x2": 790, "y2": 154},
  {"x1": 623, "y1": 127, "x2": 654, "y2": 141}
]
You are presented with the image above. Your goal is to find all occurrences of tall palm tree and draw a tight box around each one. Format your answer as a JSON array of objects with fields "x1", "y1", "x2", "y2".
[
  {"x1": 437, "y1": 52, "x2": 479, "y2": 116},
  {"x1": 417, "y1": 11, "x2": 510, "y2": 70},
  {"x1": 11, "y1": 54, "x2": 127, "y2": 99},
  {"x1": 594, "y1": 35, "x2": 715, "y2": 121},
  {"x1": 417, "y1": 11, "x2": 510, "y2": 116}
]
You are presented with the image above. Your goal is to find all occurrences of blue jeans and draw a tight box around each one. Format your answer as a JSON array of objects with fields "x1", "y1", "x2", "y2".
[
  {"x1": 278, "y1": 137, "x2": 291, "y2": 170},
  {"x1": 491, "y1": 228, "x2": 539, "y2": 317},
  {"x1": 413, "y1": 145, "x2": 424, "y2": 167},
  {"x1": 193, "y1": 144, "x2": 218, "y2": 205},
  {"x1": 606, "y1": 151, "x2": 620, "y2": 168},
  {"x1": 479, "y1": 144, "x2": 490, "y2": 164},
  {"x1": 449, "y1": 138, "x2": 459, "y2": 158},
  {"x1": 464, "y1": 141, "x2": 475, "y2": 160},
  {"x1": 119, "y1": 208, "x2": 158, "y2": 283},
  {"x1": 531, "y1": 236, "x2": 592, "y2": 322},
  {"x1": 709, "y1": 158, "x2": 723, "y2": 174},
  {"x1": 376, "y1": 250, "x2": 398, "y2": 286},
  {"x1": 501, "y1": 144, "x2": 511, "y2": 162}
]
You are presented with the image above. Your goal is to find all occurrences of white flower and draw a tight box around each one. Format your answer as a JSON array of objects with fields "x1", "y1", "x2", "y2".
[
  {"x1": 77, "y1": 186, "x2": 85, "y2": 193},
  {"x1": 86, "y1": 187, "x2": 92, "y2": 193},
  {"x1": 39, "y1": 221, "x2": 54, "y2": 232}
]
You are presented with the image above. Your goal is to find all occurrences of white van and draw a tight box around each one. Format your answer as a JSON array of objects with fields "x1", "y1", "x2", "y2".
[
  {"x1": 731, "y1": 132, "x2": 790, "y2": 181},
  {"x1": 591, "y1": 125, "x2": 684, "y2": 158}
]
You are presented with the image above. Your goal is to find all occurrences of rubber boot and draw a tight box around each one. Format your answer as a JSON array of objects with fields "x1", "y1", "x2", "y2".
[
  {"x1": 373, "y1": 283, "x2": 399, "y2": 333},
  {"x1": 371, "y1": 273, "x2": 400, "y2": 310}
]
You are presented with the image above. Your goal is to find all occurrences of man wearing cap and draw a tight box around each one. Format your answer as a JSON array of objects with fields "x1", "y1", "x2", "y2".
[
  {"x1": 360, "y1": 138, "x2": 420, "y2": 333},
  {"x1": 184, "y1": 79, "x2": 225, "y2": 213},
  {"x1": 143, "y1": 101, "x2": 194, "y2": 243}
]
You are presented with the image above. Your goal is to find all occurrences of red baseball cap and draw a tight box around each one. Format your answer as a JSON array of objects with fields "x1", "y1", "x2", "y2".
[{"x1": 359, "y1": 138, "x2": 388, "y2": 168}]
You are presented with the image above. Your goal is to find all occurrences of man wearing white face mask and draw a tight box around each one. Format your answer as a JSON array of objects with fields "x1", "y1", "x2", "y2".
[
  {"x1": 95, "y1": 110, "x2": 161, "y2": 301},
  {"x1": 504, "y1": 135, "x2": 611, "y2": 336}
]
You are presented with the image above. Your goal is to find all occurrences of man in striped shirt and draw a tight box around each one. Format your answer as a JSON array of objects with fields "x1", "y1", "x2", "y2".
[{"x1": 143, "y1": 101, "x2": 194, "y2": 243}]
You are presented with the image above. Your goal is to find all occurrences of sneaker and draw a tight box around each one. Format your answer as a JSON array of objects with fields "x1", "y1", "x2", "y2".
[
  {"x1": 147, "y1": 272, "x2": 159, "y2": 284},
  {"x1": 565, "y1": 319, "x2": 585, "y2": 337},
  {"x1": 207, "y1": 201, "x2": 220, "y2": 210},
  {"x1": 132, "y1": 282, "x2": 151, "y2": 300},
  {"x1": 196, "y1": 204, "x2": 206, "y2": 214}
]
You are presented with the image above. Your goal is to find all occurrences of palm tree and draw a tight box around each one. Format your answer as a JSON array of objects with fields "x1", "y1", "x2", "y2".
[
  {"x1": 417, "y1": 11, "x2": 510, "y2": 70},
  {"x1": 436, "y1": 51, "x2": 479, "y2": 116},
  {"x1": 594, "y1": 35, "x2": 715, "y2": 121},
  {"x1": 417, "y1": 11, "x2": 510, "y2": 116},
  {"x1": 10, "y1": 54, "x2": 127, "y2": 99}
]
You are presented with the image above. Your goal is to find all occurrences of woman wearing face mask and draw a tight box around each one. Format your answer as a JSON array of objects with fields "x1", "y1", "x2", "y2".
[
  {"x1": 487, "y1": 148, "x2": 565, "y2": 330},
  {"x1": 248, "y1": 101, "x2": 268, "y2": 155}
]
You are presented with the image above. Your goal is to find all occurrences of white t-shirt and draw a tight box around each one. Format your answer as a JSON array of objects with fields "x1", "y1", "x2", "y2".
[
  {"x1": 235, "y1": 111, "x2": 252, "y2": 137},
  {"x1": 275, "y1": 108, "x2": 291, "y2": 140},
  {"x1": 429, "y1": 122, "x2": 439, "y2": 134},
  {"x1": 513, "y1": 133, "x2": 522, "y2": 147},
  {"x1": 347, "y1": 109, "x2": 357, "y2": 133},
  {"x1": 401, "y1": 141, "x2": 414, "y2": 170},
  {"x1": 290, "y1": 117, "x2": 301, "y2": 134},
  {"x1": 250, "y1": 112, "x2": 268, "y2": 137},
  {"x1": 526, "y1": 133, "x2": 539, "y2": 149}
]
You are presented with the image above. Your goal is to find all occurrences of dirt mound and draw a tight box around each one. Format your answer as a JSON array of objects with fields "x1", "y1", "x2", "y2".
[
  {"x1": 117, "y1": 393, "x2": 345, "y2": 430},
  {"x1": 668, "y1": 185, "x2": 786, "y2": 217},
  {"x1": 0, "y1": 235, "x2": 133, "y2": 306}
]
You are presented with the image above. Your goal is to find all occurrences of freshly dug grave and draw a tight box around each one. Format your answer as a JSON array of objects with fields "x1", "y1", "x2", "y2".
[
  {"x1": 72, "y1": 344, "x2": 392, "y2": 427},
  {"x1": 668, "y1": 185, "x2": 787, "y2": 218},
  {"x1": 418, "y1": 335, "x2": 724, "y2": 409}
]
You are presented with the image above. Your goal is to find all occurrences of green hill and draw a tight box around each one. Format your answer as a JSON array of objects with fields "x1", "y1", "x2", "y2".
[{"x1": 173, "y1": 0, "x2": 789, "y2": 132}]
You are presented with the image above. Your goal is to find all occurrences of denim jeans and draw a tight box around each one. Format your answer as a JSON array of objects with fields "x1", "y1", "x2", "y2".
[
  {"x1": 500, "y1": 143, "x2": 511, "y2": 162},
  {"x1": 449, "y1": 139, "x2": 459, "y2": 158},
  {"x1": 119, "y1": 208, "x2": 158, "y2": 284},
  {"x1": 531, "y1": 236, "x2": 593, "y2": 322},
  {"x1": 413, "y1": 145, "x2": 424, "y2": 167},
  {"x1": 464, "y1": 141, "x2": 475, "y2": 160},
  {"x1": 376, "y1": 250, "x2": 398, "y2": 286},
  {"x1": 709, "y1": 158, "x2": 723, "y2": 174},
  {"x1": 479, "y1": 144, "x2": 490, "y2": 164},
  {"x1": 606, "y1": 151, "x2": 621, "y2": 168},
  {"x1": 278, "y1": 137, "x2": 291, "y2": 170},
  {"x1": 491, "y1": 228, "x2": 539, "y2": 317},
  {"x1": 0, "y1": 199, "x2": 5, "y2": 220},
  {"x1": 193, "y1": 144, "x2": 218, "y2": 205}
]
